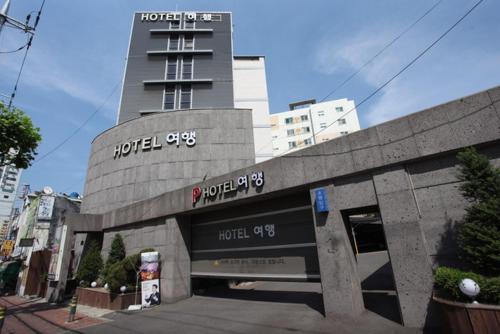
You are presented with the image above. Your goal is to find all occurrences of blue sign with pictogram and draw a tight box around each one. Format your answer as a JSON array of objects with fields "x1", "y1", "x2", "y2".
[{"x1": 315, "y1": 188, "x2": 329, "y2": 213}]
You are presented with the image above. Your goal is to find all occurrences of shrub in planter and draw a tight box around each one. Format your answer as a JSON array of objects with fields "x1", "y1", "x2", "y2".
[
  {"x1": 104, "y1": 248, "x2": 156, "y2": 293},
  {"x1": 106, "y1": 261, "x2": 127, "y2": 293},
  {"x1": 456, "y1": 147, "x2": 500, "y2": 276},
  {"x1": 435, "y1": 267, "x2": 500, "y2": 304},
  {"x1": 77, "y1": 240, "x2": 103, "y2": 287},
  {"x1": 102, "y1": 234, "x2": 126, "y2": 281},
  {"x1": 434, "y1": 147, "x2": 500, "y2": 305}
]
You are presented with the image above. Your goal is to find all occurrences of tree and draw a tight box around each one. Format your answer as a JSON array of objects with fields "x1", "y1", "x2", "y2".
[
  {"x1": 0, "y1": 101, "x2": 42, "y2": 169},
  {"x1": 456, "y1": 147, "x2": 500, "y2": 276},
  {"x1": 77, "y1": 240, "x2": 103, "y2": 286},
  {"x1": 102, "y1": 234, "x2": 126, "y2": 280}
]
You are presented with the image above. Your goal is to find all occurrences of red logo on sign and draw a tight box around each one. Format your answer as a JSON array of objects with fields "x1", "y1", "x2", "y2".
[{"x1": 192, "y1": 186, "x2": 202, "y2": 204}]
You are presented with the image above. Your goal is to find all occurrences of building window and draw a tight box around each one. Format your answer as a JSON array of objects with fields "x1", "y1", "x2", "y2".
[
  {"x1": 303, "y1": 126, "x2": 311, "y2": 133},
  {"x1": 318, "y1": 110, "x2": 325, "y2": 116},
  {"x1": 287, "y1": 129, "x2": 295, "y2": 137},
  {"x1": 338, "y1": 118, "x2": 346, "y2": 125},
  {"x1": 336, "y1": 106, "x2": 343, "y2": 112},
  {"x1": 301, "y1": 115, "x2": 308, "y2": 121},
  {"x1": 288, "y1": 141, "x2": 297, "y2": 149},
  {"x1": 304, "y1": 138, "x2": 312, "y2": 145},
  {"x1": 285, "y1": 117, "x2": 293, "y2": 125},
  {"x1": 184, "y1": 33, "x2": 194, "y2": 50},
  {"x1": 320, "y1": 122, "x2": 327, "y2": 129},
  {"x1": 164, "y1": 86, "x2": 176, "y2": 110},
  {"x1": 167, "y1": 56, "x2": 177, "y2": 80},
  {"x1": 184, "y1": 20, "x2": 195, "y2": 29},
  {"x1": 180, "y1": 84, "x2": 192, "y2": 109},
  {"x1": 169, "y1": 34, "x2": 179, "y2": 51},
  {"x1": 340, "y1": 131, "x2": 349, "y2": 135},
  {"x1": 170, "y1": 21, "x2": 180, "y2": 30},
  {"x1": 182, "y1": 56, "x2": 193, "y2": 79}
]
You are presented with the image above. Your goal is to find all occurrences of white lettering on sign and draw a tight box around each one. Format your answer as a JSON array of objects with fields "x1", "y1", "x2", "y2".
[
  {"x1": 141, "y1": 12, "x2": 181, "y2": 22},
  {"x1": 218, "y1": 224, "x2": 276, "y2": 241},
  {"x1": 141, "y1": 12, "x2": 217, "y2": 22},
  {"x1": 192, "y1": 171, "x2": 265, "y2": 204},
  {"x1": 113, "y1": 131, "x2": 196, "y2": 159}
]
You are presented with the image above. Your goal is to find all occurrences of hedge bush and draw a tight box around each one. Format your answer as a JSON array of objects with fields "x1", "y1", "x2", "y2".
[
  {"x1": 102, "y1": 234, "x2": 126, "y2": 281},
  {"x1": 77, "y1": 240, "x2": 103, "y2": 287},
  {"x1": 104, "y1": 248, "x2": 156, "y2": 293},
  {"x1": 435, "y1": 267, "x2": 500, "y2": 305}
]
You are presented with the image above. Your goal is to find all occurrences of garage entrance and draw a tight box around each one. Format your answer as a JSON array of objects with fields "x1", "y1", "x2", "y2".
[{"x1": 190, "y1": 192, "x2": 322, "y2": 312}]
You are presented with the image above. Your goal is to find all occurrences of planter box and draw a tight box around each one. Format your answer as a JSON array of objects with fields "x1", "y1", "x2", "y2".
[
  {"x1": 433, "y1": 295, "x2": 500, "y2": 334},
  {"x1": 76, "y1": 287, "x2": 139, "y2": 310}
]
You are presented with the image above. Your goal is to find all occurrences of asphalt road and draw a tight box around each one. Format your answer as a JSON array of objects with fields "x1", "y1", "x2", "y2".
[{"x1": 77, "y1": 282, "x2": 421, "y2": 334}]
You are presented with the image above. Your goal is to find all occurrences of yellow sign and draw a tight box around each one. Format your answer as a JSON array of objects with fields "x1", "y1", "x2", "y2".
[{"x1": 0, "y1": 240, "x2": 15, "y2": 257}]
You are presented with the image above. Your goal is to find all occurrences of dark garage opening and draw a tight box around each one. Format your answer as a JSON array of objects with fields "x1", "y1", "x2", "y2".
[
  {"x1": 342, "y1": 208, "x2": 402, "y2": 324},
  {"x1": 190, "y1": 191, "x2": 324, "y2": 315}
]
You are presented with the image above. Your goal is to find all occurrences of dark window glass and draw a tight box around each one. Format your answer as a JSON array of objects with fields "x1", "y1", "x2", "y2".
[
  {"x1": 164, "y1": 86, "x2": 175, "y2": 110},
  {"x1": 184, "y1": 20, "x2": 194, "y2": 29},
  {"x1": 184, "y1": 33, "x2": 194, "y2": 50},
  {"x1": 170, "y1": 21, "x2": 180, "y2": 30},
  {"x1": 169, "y1": 34, "x2": 179, "y2": 50},
  {"x1": 167, "y1": 56, "x2": 177, "y2": 80},
  {"x1": 182, "y1": 56, "x2": 193, "y2": 79},
  {"x1": 180, "y1": 85, "x2": 191, "y2": 109}
]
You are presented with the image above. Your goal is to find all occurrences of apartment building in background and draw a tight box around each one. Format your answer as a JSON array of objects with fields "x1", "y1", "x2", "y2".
[{"x1": 270, "y1": 98, "x2": 361, "y2": 156}]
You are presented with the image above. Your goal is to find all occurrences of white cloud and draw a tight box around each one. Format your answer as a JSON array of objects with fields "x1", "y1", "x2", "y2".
[
  {"x1": 0, "y1": 31, "x2": 121, "y2": 122},
  {"x1": 314, "y1": 23, "x2": 500, "y2": 127}
]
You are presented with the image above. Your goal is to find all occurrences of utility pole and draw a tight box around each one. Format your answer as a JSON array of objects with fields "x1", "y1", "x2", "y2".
[
  {"x1": 0, "y1": 0, "x2": 44, "y2": 109},
  {"x1": 0, "y1": 0, "x2": 10, "y2": 36}
]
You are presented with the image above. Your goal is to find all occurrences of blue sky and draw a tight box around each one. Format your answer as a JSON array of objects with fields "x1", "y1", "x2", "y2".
[{"x1": 0, "y1": 0, "x2": 499, "y2": 195}]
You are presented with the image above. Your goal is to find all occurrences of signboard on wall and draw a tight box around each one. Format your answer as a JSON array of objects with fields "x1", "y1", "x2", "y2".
[
  {"x1": 48, "y1": 225, "x2": 67, "y2": 281},
  {"x1": 0, "y1": 240, "x2": 15, "y2": 257},
  {"x1": 190, "y1": 205, "x2": 320, "y2": 281},
  {"x1": 37, "y1": 196, "x2": 55, "y2": 220}
]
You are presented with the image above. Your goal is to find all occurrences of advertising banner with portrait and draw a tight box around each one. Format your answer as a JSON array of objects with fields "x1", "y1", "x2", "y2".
[
  {"x1": 140, "y1": 251, "x2": 160, "y2": 307},
  {"x1": 141, "y1": 279, "x2": 160, "y2": 307}
]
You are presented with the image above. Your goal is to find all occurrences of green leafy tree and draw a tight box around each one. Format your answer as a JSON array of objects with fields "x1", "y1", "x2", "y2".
[
  {"x1": 102, "y1": 234, "x2": 126, "y2": 280},
  {"x1": 77, "y1": 240, "x2": 103, "y2": 286},
  {"x1": 456, "y1": 147, "x2": 500, "y2": 276},
  {"x1": 0, "y1": 102, "x2": 42, "y2": 169}
]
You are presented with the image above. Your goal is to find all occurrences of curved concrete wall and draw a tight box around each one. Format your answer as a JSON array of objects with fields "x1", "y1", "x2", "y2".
[{"x1": 82, "y1": 109, "x2": 255, "y2": 214}]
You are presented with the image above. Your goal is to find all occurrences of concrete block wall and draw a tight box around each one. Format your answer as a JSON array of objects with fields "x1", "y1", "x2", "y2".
[{"x1": 82, "y1": 109, "x2": 255, "y2": 214}]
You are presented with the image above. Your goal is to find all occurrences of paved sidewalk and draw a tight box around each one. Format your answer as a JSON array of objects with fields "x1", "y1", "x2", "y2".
[{"x1": 0, "y1": 296, "x2": 105, "y2": 334}]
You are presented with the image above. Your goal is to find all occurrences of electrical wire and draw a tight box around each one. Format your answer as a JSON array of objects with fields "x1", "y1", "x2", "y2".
[
  {"x1": 31, "y1": 82, "x2": 121, "y2": 166},
  {"x1": 0, "y1": 41, "x2": 28, "y2": 53},
  {"x1": 253, "y1": 1, "x2": 444, "y2": 156},
  {"x1": 6, "y1": 0, "x2": 46, "y2": 109},
  {"x1": 276, "y1": 0, "x2": 484, "y2": 158},
  {"x1": 319, "y1": 0, "x2": 443, "y2": 103}
]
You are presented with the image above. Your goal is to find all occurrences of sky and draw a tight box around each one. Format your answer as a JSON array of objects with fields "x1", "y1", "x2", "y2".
[{"x1": 0, "y1": 0, "x2": 499, "y2": 196}]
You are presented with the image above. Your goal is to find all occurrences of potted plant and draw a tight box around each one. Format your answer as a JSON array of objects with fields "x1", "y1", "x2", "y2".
[{"x1": 433, "y1": 147, "x2": 500, "y2": 333}]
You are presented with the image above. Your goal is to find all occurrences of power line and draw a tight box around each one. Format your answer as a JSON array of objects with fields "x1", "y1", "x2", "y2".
[
  {"x1": 31, "y1": 82, "x2": 121, "y2": 166},
  {"x1": 277, "y1": 0, "x2": 484, "y2": 158},
  {"x1": 319, "y1": 0, "x2": 443, "y2": 103},
  {"x1": 253, "y1": 0, "x2": 443, "y2": 156},
  {"x1": 5, "y1": 0, "x2": 46, "y2": 109}
]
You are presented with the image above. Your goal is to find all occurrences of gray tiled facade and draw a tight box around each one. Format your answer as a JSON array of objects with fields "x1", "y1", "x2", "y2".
[
  {"x1": 118, "y1": 12, "x2": 234, "y2": 123},
  {"x1": 81, "y1": 109, "x2": 255, "y2": 214}
]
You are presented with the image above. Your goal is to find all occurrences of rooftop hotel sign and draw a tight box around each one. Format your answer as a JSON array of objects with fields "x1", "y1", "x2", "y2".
[
  {"x1": 114, "y1": 131, "x2": 196, "y2": 159},
  {"x1": 141, "y1": 12, "x2": 215, "y2": 22}
]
